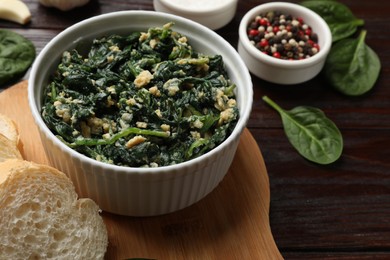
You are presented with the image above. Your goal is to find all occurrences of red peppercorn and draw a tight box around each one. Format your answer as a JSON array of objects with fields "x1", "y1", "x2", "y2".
[
  {"x1": 297, "y1": 17, "x2": 304, "y2": 24},
  {"x1": 249, "y1": 29, "x2": 259, "y2": 36},
  {"x1": 273, "y1": 52, "x2": 281, "y2": 58},
  {"x1": 313, "y1": 43, "x2": 320, "y2": 50},
  {"x1": 273, "y1": 26, "x2": 279, "y2": 33},
  {"x1": 259, "y1": 18, "x2": 268, "y2": 26},
  {"x1": 305, "y1": 28, "x2": 312, "y2": 35},
  {"x1": 260, "y1": 39, "x2": 269, "y2": 47}
]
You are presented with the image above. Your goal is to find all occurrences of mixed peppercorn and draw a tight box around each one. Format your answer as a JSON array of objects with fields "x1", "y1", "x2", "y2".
[{"x1": 247, "y1": 11, "x2": 320, "y2": 60}]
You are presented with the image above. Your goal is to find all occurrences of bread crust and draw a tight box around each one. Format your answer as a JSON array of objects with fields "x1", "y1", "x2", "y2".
[
  {"x1": 0, "y1": 113, "x2": 19, "y2": 145},
  {"x1": 0, "y1": 133, "x2": 23, "y2": 162}
]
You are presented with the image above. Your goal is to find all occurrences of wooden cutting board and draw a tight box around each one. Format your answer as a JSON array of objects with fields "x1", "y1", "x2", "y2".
[{"x1": 0, "y1": 81, "x2": 282, "y2": 260}]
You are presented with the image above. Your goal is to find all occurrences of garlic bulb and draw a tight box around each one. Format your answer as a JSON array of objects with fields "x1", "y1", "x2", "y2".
[{"x1": 39, "y1": 0, "x2": 90, "y2": 11}]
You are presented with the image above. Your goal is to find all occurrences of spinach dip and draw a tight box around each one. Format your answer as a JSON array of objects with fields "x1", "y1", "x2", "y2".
[{"x1": 41, "y1": 23, "x2": 239, "y2": 167}]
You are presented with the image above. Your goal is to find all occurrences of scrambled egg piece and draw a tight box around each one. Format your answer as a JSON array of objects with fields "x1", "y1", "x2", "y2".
[
  {"x1": 126, "y1": 135, "x2": 146, "y2": 149},
  {"x1": 134, "y1": 70, "x2": 153, "y2": 88}
]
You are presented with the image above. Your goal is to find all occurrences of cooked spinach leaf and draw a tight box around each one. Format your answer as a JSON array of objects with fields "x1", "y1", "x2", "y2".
[
  {"x1": 263, "y1": 96, "x2": 343, "y2": 165},
  {"x1": 324, "y1": 30, "x2": 381, "y2": 96},
  {"x1": 300, "y1": 0, "x2": 364, "y2": 42},
  {"x1": 42, "y1": 23, "x2": 239, "y2": 167},
  {"x1": 0, "y1": 29, "x2": 36, "y2": 86}
]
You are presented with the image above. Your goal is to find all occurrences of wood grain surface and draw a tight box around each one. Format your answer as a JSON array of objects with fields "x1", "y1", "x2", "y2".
[
  {"x1": 0, "y1": 81, "x2": 282, "y2": 259},
  {"x1": 1, "y1": 1, "x2": 390, "y2": 258}
]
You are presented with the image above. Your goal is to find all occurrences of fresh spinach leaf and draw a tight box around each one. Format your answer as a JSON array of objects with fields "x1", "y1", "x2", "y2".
[
  {"x1": 0, "y1": 29, "x2": 36, "y2": 86},
  {"x1": 300, "y1": 0, "x2": 364, "y2": 42},
  {"x1": 263, "y1": 96, "x2": 343, "y2": 165},
  {"x1": 324, "y1": 30, "x2": 381, "y2": 96}
]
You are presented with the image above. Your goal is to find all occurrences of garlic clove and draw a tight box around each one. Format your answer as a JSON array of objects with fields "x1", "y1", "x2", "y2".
[{"x1": 0, "y1": 0, "x2": 31, "y2": 25}]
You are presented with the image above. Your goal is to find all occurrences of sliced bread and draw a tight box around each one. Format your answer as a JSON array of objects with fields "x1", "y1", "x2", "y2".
[{"x1": 0, "y1": 159, "x2": 108, "y2": 259}]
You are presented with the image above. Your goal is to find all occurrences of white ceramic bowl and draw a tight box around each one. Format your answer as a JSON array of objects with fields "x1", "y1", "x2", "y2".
[
  {"x1": 238, "y1": 2, "x2": 332, "y2": 84},
  {"x1": 28, "y1": 11, "x2": 253, "y2": 216},
  {"x1": 153, "y1": 0, "x2": 238, "y2": 30}
]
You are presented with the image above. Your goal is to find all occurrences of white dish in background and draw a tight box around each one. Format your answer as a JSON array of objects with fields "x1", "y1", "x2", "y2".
[
  {"x1": 238, "y1": 2, "x2": 332, "y2": 85},
  {"x1": 153, "y1": 0, "x2": 238, "y2": 30},
  {"x1": 28, "y1": 11, "x2": 253, "y2": 216}
]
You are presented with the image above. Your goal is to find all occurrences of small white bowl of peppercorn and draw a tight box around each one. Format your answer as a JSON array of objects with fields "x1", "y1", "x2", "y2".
[{"x1": 238, "y1": 2, "x2": 332, "y2": 85}]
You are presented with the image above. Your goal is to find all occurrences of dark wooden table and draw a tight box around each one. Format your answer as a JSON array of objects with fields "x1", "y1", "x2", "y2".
[{"x1": 2, "y1": 0, "x2": 390, "y2": 259}]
